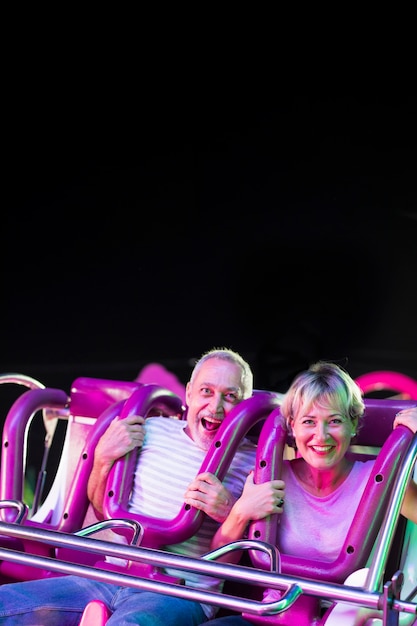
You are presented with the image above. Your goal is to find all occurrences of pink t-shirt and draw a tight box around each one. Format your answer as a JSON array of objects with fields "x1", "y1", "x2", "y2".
[
  {"x1": 278, "y1": 459, "x2": 375, "y2": 562},
  {"x1": 263, "y1": 459, "x2": 374, "y2": 603}
]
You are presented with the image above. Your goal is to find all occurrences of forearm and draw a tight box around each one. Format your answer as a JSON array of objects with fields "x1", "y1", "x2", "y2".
[
  {"x1": 87, "y1": 457, "x2": 114, "y2": 515},
  {"x1": 210, "y1": 474, "x2": 285, "y2": 562},
  {"x1": 394, "y1": 408, "x2": 417, "y2": 524},
  {"x1": 210, "y1": 502, "x2": 250, "y2": 563},
  {"x1": 401, "y1": 479, "x2": 417, "y2": 524},
  {"x1": 86, "y1": 414, "x2": 145, "y2": 514}
]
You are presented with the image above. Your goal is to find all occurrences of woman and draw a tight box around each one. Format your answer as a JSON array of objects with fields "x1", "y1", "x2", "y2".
[{"x1": 203, "y1": 361, "x2": 417, "y2": 625}]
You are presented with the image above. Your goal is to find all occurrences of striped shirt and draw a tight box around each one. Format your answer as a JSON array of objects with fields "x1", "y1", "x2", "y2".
[{"x1": 111, "y1": 416, "x2": 257, "y2": 618}]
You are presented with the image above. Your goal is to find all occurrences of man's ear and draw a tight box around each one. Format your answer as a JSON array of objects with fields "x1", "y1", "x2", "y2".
[{"x1": 185, "y1": 381, "x2": 192, "y2": 405}]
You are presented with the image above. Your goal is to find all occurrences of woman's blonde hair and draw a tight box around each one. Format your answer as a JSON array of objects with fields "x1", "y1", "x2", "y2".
[{"x1": 280, "y1": 361, "x2": 365, "y2": 432}]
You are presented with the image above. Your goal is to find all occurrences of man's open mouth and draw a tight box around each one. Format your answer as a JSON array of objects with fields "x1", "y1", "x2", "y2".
[{"x1": 202, "y1": 417, "x2": 222, "y2": 431}]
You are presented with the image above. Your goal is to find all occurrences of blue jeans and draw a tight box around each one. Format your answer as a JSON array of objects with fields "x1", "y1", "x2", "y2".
[{"x1": 0, "y1": 575, "x2": 207, "y2": 625}]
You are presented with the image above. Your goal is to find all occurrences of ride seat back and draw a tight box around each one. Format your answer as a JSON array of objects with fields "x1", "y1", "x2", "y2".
[
  {"x1": 242, "y1": 398, "x2": 416, "y2": 625},
  {"x1": 0, "y1": 377, "x2": 183, "y2": 581},
  {"x1": 249, "y1": 398, "x2": 416, "y2": 578}
]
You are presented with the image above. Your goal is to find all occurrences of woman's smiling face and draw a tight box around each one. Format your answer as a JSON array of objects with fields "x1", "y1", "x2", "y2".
[{"x1": 290, "y1": 402, "x2": 357, "y2": 471}]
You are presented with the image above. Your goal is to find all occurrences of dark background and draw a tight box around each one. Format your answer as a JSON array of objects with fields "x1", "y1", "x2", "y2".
[{"x1": 2, "y1": 96, "x2": 417, "y2": 396}]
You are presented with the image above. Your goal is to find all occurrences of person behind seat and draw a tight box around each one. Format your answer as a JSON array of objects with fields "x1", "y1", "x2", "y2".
[
  {"x1": 203, "y1": 361, "x2": 417, "y2": 626},
  {"x1": 0, "y1": 347, "x2": 260, "y2": 625}
]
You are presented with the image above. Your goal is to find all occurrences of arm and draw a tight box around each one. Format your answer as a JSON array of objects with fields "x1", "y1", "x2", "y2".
[
  {"x1": 209, "y1": 472, "x2": 285, "y2": 563},
  {"x1": 87, "y1": 414, "x2": 145, "y2": 515},
  {"x1": 394, "y1": 406, "x2": 417, "y2": 523}
]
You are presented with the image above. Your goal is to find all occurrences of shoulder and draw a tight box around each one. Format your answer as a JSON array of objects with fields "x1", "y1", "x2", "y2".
[
  {"x1": 239, "y1": 437, "x2": 258, "y2": 452},
  {"x1": 349, "y1": 459, "x2": 375, "y2": 483},
  {"x1": 281, "y1": 458, "x2": 297, "y2": 482},
  {"x1": 352, "y1": 459, "x2": 375, "y2": 473},
  {"x1": 234, "y1": 437, "x2": 257, "y2": 460},
  {"x1": 145, "y1": 416, "x2": 187, "y2": 435}
]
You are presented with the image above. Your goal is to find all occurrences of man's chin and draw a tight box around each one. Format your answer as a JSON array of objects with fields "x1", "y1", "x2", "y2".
[{"x1": 196, "y1": 431, "x2": 217, "y2": 451}]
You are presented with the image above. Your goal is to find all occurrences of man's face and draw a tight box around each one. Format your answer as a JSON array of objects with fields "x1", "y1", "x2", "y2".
[{"x1": 184, "y1": 357, "x2": 245, "y2": 450}]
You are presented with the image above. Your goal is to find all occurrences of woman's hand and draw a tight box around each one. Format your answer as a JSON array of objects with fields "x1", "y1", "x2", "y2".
[{"x1": 394, "y1": 407, "x2": 417, "y2": 433}]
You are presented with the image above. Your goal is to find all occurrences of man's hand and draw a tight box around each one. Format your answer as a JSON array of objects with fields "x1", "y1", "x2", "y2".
[
  {"x1": 95, "y1": 415, "x2": 146, "y2": 467},
  {"x1": 184, "y1": 472, "x2": 236, "y2": 523}
]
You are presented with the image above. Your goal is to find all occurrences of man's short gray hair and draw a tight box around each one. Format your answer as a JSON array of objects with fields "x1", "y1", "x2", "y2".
[{"x1": 189, "y1": 347, "x2": 253, "y2": 399}]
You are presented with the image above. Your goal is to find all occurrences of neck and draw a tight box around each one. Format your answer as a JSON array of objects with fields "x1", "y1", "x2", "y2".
[{"x1": 294, "y1": 458, "x2": 353, "y2": 496}]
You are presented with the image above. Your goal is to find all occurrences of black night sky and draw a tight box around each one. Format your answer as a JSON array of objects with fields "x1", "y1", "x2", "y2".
[{"x1": 2, "y1": 96, "x2": 416, "y2": 393}]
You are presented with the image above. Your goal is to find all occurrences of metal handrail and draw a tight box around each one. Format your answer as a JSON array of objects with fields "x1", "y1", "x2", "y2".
[
  {"x1": 0, "y1": 519, "x2": 415, "y2": 618},
  {"x1": 0, "y1": 374, "x2": 70, "y2": 513},
  {"x1": 366, "y1": 431, "x2": 417, "y2": 591}
]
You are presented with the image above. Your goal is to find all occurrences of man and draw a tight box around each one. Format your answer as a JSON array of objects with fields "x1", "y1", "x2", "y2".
[{"x1": 0, "y1": 348, "x2": 257, "y2": 625}]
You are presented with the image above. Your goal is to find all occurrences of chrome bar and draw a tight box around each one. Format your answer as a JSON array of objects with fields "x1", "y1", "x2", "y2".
[
  {"x1": 366, "y1": 433, "x2": 417, "y2": 591},
  {"x1": 0, "y1": 521, "x2": 416, "y2": 617}
]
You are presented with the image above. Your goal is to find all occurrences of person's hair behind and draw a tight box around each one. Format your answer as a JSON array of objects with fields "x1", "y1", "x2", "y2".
[
  {"x1": 280, "y1": 361, "x2": 365, "y2": 432},
  {"x1": 190, "y1": 348, "x2": 253, "y2": 400}
]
